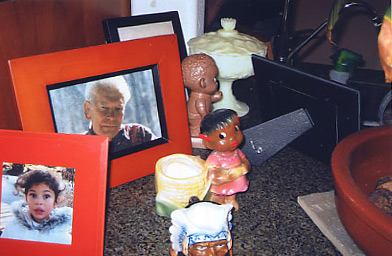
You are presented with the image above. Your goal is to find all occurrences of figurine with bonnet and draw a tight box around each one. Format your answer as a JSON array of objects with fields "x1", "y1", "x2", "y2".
[{"x1": 169, "y1": 201, "x2": 233, "y2": 256}]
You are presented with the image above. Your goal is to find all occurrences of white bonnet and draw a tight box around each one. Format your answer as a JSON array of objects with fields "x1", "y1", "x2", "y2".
[{"x1": 169, "y1": 202, "x2": 233, "y2": 254}]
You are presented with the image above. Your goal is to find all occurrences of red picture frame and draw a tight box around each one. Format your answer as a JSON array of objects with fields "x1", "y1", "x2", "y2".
[
  {"x1": 8, "y1": 35, "x2": 192, "y2": 188},
  {"x1": 0, "y1": 129, "x2": 108, "y2": 256}
]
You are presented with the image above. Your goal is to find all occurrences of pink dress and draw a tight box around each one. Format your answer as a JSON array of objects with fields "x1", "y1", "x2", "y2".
[{"x1": 206, "y1": 149, "x2": 249, "y2": 196}]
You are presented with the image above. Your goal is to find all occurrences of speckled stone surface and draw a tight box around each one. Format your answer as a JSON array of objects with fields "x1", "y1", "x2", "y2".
[{"x1": 103, "y1": 147, "x2": 341, "y2": 256}]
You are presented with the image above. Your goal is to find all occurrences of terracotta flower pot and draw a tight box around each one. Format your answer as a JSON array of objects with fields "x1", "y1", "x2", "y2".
[{"x1": 332, "y1": 125, "x2": 392, "y2": 256}]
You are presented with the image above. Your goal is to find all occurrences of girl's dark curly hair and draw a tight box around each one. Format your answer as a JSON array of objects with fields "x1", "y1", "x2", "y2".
[
  {"x1": 200, "y1": 109, "x2": 238, "y2": 136},
  {"x1": 14, "y1": 167, "x2": 64, "y2": 203}
]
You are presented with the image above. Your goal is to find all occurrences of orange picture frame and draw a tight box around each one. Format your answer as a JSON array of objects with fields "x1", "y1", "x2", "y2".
[
  {"x1": 8, "y1": 35, "x2": 192, "y2": 188},
  {"x1": 0, "y1": 129, "x2": 108, "y2": 256}
]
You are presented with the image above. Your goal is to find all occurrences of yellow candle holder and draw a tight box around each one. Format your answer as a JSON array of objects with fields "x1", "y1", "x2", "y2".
[{"x1": 155, "y1": 153, "x2": 211, "y2": 217}]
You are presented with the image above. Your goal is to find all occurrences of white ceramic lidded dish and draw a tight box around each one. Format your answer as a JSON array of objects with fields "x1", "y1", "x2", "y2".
[{"x1": 188, "y1": 18, "x2": 268, "y2": 116}]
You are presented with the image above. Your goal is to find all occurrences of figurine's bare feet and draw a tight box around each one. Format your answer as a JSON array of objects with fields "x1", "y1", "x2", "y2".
[
  {"x1": 209, "y1": 193, "x2": 225, "y2": 205},
  {"x1": 210, "y1": 193, "x2": 239, "y2": 210},
  {"x1": 190, "y1": 125, "x2": 201, "y2": 138},
  {"x1": 225, "y1": 195, "x2": 239, "y2": 211}
]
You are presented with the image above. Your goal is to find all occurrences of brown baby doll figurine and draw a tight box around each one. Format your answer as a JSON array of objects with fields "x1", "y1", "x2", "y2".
[
  {"x1": 199, "y1": 109, "x2": 250, "y2": 210},
  {"x1": 182, "y1": 53, "x2": 222, "y2": 137}
]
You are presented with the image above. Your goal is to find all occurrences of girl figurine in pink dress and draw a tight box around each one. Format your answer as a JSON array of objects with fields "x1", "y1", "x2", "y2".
[{"x1": 199, "y1": 109, "x2": 250, "y2": 210}]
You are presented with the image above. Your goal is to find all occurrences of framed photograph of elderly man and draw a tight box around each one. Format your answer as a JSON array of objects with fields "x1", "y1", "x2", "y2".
[
  {"x1": 46, "y1": 65, "x2": 165, "y2": 159},
  {"x1": 8, "y1": 35, "x2": 192, "y2": 188}
]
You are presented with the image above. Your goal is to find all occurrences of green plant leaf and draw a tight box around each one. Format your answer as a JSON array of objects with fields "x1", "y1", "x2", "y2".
[
  {"x1": 384, "y1": 5, "x2": 391, "y2": 21},
  {"x1": 327, "y1": 0, "x2": 346, "y2": 45}
]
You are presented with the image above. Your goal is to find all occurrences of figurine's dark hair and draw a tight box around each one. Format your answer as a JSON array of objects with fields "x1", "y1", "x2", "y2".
[
  {"x1": 185, "y1": 197, "x2": 223, "y2": 209},
  {"x1": 14, "y1": 167, "x2": 64, "y2": 203},
  {"x1": 186, "y1": 196, "x2": 201, "y2": 208},
  {"x1": 200, "y1": 109, "x2": 238, "y2": 136}
]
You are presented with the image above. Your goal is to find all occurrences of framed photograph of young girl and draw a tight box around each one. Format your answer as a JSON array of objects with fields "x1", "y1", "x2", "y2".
[{"x1": 0, "y1": 129, "x2": 109, "y2": 256}]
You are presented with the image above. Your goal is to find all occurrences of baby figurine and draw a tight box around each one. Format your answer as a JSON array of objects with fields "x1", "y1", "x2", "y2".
[
  {"x1": 169, "y1": 201, "x2": 233, "y2": 256},
  {"x1": 199, "y1": 109, "x2": 250, "y2": 210},
  {"x1": 182, "y1": 53, "x2": 222, "y2": 137}
]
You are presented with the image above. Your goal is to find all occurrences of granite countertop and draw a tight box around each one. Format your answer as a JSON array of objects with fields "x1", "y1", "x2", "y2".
[
  {"x1": 104, "y1": 147, "x2": 341, "y2": 256},
  {"x1": 103, "y1": 67, "x2": 344, "y2": 255}
]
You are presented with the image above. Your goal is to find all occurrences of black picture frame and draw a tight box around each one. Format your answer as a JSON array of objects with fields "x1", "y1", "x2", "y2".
[
  {"x1": 46, "y1": 65, "x2": 168, "y2": 160},
  {"x1": 252, "y1": 55, "x2": 361, "y2": 162},
  {"x1": 102, "y1": 11, "x2": 187, "y2": 61}
]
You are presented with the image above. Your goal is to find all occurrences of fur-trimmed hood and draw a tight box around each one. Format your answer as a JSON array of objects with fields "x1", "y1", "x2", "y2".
[{"x1": 11, "y1": 200, "x2": 73, "y2": 233}]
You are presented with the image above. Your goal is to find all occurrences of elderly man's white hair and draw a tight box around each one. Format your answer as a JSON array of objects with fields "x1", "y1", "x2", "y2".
[{"x1": 85, "y1": 76, "x2": 131, "y2": 104}]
